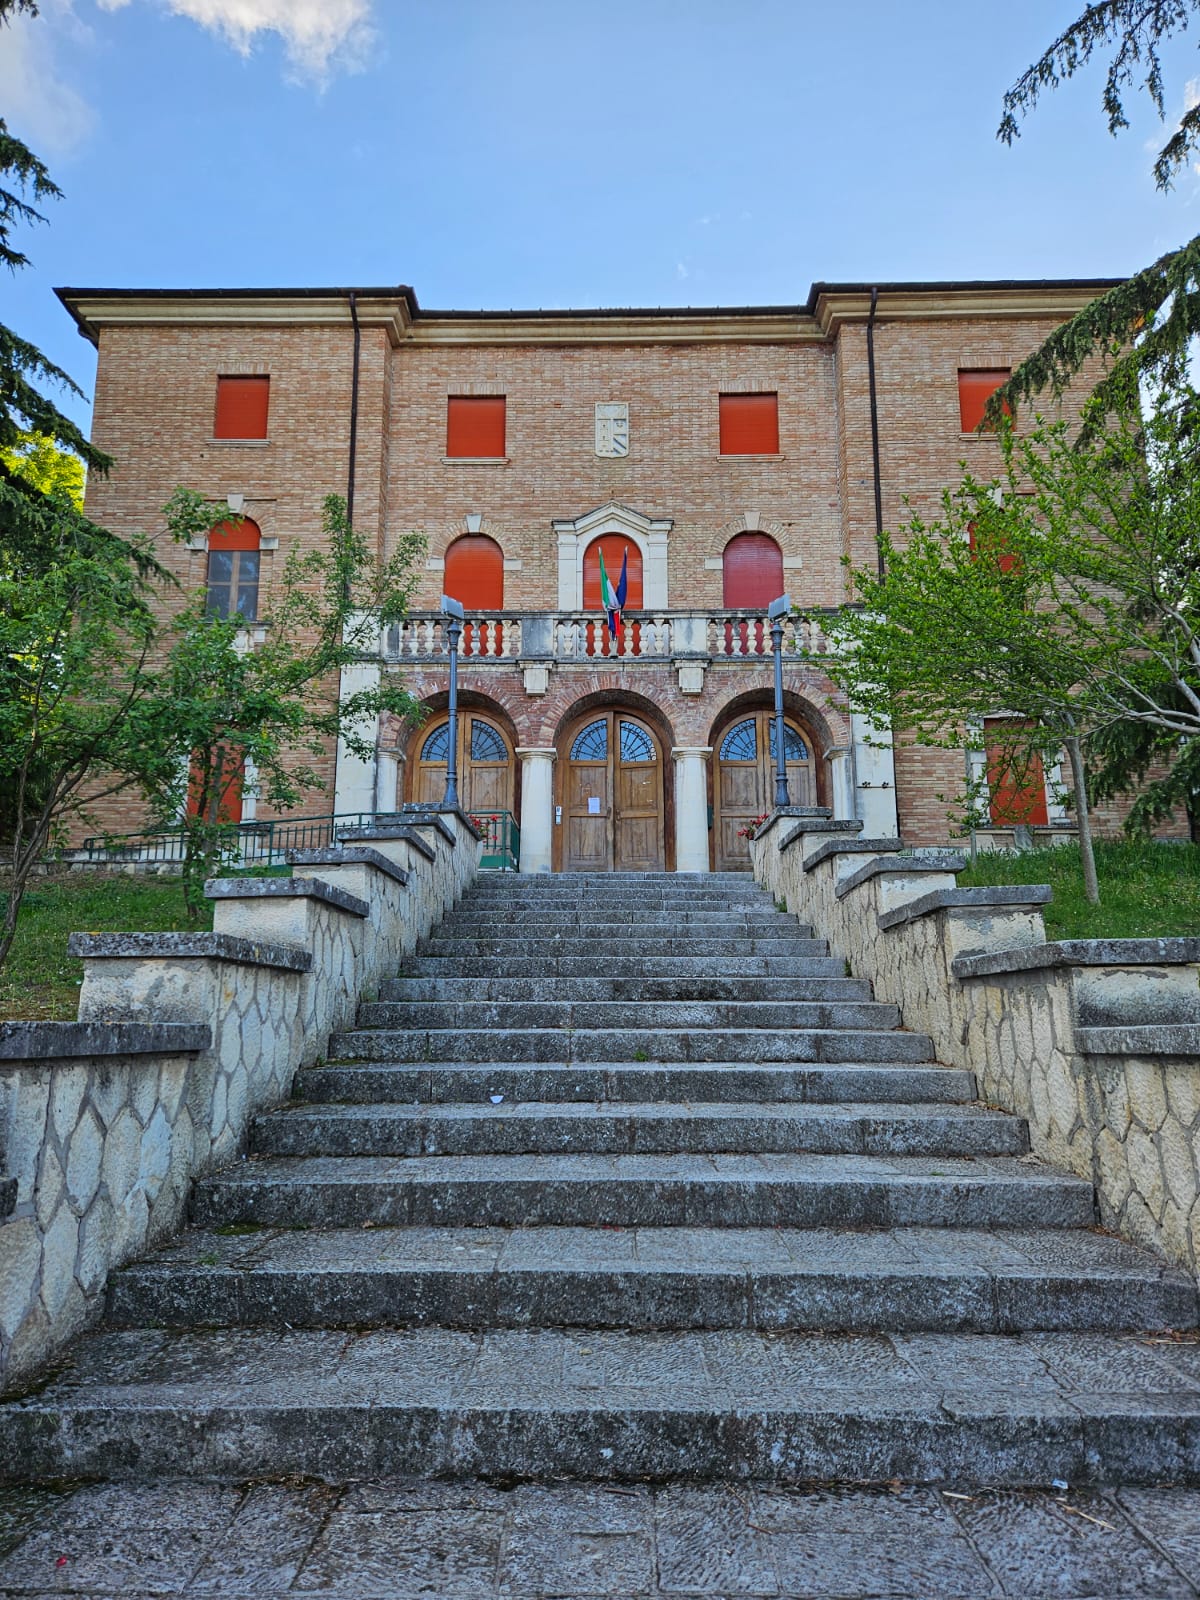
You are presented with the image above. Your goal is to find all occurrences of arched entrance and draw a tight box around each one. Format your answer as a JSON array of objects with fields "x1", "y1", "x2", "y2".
[
  {"x1": 712, "y1": 710, "x2": 818, "y2": 871},
  {"x1": 410, "y1": 712, "x2": 515, "y2": 815},
  {"x1": 559, "y1": 709, "x2": 665, "y2": 872}
]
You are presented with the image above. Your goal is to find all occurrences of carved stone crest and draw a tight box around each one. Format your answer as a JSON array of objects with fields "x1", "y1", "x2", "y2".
[{"x1": 595, "y1": 402, "x2": 629, "y2": 458}]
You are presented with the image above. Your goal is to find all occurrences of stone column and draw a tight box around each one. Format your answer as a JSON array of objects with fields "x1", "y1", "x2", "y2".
[
  {"x1": 672, "y1": 747, "x2": 712, "y2": 873},
  {"x1": 826, "y1": 746, "x2": 855, "y2": 823},
  {"x1": 374, "y1": 742, "x2": 401, "y2": 815},
  {"x1": 516, "y1": 747, "x2": 557, "y2": 874}
]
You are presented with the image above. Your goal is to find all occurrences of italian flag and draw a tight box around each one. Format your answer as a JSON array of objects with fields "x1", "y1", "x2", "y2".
[{"x1": 598, "y1": 547, "x2": 628, "y2": 636}]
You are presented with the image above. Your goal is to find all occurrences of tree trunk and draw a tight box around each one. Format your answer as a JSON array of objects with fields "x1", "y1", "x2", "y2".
[{"x1": 1065, "y1": 734, "x2": 1101, "y2": 905}]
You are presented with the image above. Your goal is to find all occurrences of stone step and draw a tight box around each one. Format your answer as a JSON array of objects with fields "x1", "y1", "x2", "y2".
[
  {"x1": 191, "y1": 1152, "x2": 1094, "y2": 1231},
  {"x1": 379, "y1": 974, "x2": 876, "y2": 1003},
  {"x1": 397, "y1": 955, "x2": 851, "y2": 980},
  {"x1": 8, "y1": 1325, "x2": 1200, "y2": 1486},
  {"x1": 297, "y1": 1060, "x2": 978, "y2": 1105},
  {"x1": 251, "y1": 1100, "x2": 1027, "y2": 1159},
  {"x1": 439, "y1": 908, "x2": 808, "y2": 927},
  {"x1": 328, "y1": 1026, "x2": 935, "y2": 1064},
  {"x1": 419, "y1": 937, "x2": 833, "y2": 959},
  {"x1": 354, "y1": 1000, "x2": 904, "y2": 1033},
  {"x1": 107, "y1": 1225, "x2": 1200, "y2": 1336}
]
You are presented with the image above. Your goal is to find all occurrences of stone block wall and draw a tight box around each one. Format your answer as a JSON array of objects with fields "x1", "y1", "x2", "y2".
[
  {"x1": 752, "y1": 812, "x2": 1200, "y2": 1274},
  {"x1": 0, "y1": 808, "x2": 480, "y2": 1392}
]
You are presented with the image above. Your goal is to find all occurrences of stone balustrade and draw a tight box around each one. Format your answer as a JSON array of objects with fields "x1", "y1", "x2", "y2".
[
  {"x1": 752, "y1": 809, "x2": 1200, "y2": 1275},
  {"x1": 0, "y1": 806, "x2": 480, "y2": 1392},
  {"x1": 378, "y1": 608, "x2": 836, "y2": 664}
]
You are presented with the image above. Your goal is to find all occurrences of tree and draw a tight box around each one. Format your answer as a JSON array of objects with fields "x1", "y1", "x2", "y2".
[
  {"x1": 991, "y1": 4, "x2": 1200, "y2": 423},
  {"x1": 125, "y1": 492, "x2": 426, "y2": 919},
  {"x1": 812, "y1": 384, "x2": 1200, "y2": 903},
  {"x1": 1, "y1": 430, "x2": 85, "y2": 508}
]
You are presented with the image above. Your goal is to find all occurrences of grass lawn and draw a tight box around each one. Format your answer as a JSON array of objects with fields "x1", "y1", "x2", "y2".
[
  {"x1": 957, "y1": 838, "x2": 1200, "y2": 941},
  {"x1": 0, "y1": 873, "x2": 211, "y2": 1022}
]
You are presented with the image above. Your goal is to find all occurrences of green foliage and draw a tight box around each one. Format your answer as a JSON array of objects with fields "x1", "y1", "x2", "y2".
[
  {"x1": 959, "y1": 840, "x2": 1200, "y2": 939},
  {"x1": 992, "y1": 3, "x2": 1200, "y2": 421},
  {"x1": 0, "y1": 430, "x2": 85, "y2": 508},
  {"x1": 128, "y1": 492, "x2": 426, "y2": 918},
  {"x1": 0, "y1": 871, "x2": 208, "y2": 1021}
]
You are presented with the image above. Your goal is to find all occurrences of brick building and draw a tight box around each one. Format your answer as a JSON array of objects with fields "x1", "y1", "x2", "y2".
[{"x1": 58, "y1": 277, "x2": 1119, "y2": 871}]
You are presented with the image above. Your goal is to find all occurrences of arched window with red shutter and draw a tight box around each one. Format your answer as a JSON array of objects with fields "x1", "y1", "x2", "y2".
[
  {"x1": 722, "y1": 532, "x2": 784, "y2": 608},
  {"x1": 444, "y1": 534, "x2": 504, "y2": 656},
  {"x1": 206, "y1": 517, "x2": 261, "y2": 622}
]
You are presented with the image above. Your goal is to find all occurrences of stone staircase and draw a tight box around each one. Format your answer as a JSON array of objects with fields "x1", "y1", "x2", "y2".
[{"x1": 3, "y1": 872, "x2": 1199, "y2": 1486}]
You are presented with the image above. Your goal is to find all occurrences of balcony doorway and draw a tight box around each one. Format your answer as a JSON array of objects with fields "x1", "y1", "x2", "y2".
[
  {"x1": 712, "y1": 709, "x2": 817, "y2": 871},
  {"x1": 558, "y1": 709, "x2": 666, "y2": 872}
]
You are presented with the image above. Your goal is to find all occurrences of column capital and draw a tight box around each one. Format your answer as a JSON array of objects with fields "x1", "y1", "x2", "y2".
[
  {"x1": 515, "y1": 746, "x2": 557, "y2": 760},
  {"x1": 671, "y1": 746, "x2": 713, "y2": 761}
]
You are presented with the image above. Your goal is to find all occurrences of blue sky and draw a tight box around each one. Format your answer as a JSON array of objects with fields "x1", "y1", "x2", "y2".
[{"x1": 6, "y1": 0, "x2": 1200, "y2": 433}]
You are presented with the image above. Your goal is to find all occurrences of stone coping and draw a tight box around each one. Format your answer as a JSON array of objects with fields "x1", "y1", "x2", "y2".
[
  {"x1": 392, "y1": 811, "x2": 456, "y2": 846},
  {"x1": 67, "y1": 931, "x2": 314, "y2": 972},
  {"x1": 204, "y1": 877, "x2": 369, "y2": 919},
  {"x1": 0, "y1": 1020, "x2": 212, "y2": 1062},
  {"x1": 1077, "y1": 1022, "x2": 1200, "y2": 1058},
  {"x1": 336, "y1": 824, "x2": 437, "y2": 861},
  {"x1": 836, "y1": 854, "x2": 967, "y2": 900},
  {"x1": 286, "y1": 845, "x2": 411, "y2": 889},
  {"x1": 952, "y1": 937, "x2": 1200, "y2": 981},
  {"x1": 398, "y1": 802, "x2": 483, "y2": 842},
  {"x1": 778, "y1": 820, "x2": 864, "y2": 852},
  {"x1": 876, "y1": 884, "x2": 1053, "y2": 931},
  {"x1": 802, "y1": 838, "x2": 906, "y2": 872},
  {"x1": 753, "y1": 807, "x2": 835, "y2": 845}
]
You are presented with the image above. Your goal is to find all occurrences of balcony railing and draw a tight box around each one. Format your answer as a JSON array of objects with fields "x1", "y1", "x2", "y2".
[{"x1": 380, "y1": 609, "x2": 836, "y2": 663}]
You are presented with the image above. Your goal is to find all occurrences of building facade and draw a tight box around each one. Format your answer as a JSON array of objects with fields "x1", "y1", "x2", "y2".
[{"x1": 58, "y1": 278, "x2": 1118, "y2": 871}]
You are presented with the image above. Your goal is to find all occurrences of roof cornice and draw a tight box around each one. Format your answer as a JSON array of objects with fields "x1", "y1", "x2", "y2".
[{"x1": 56, "y1": 278, "x2": 1125, "y2": 349}]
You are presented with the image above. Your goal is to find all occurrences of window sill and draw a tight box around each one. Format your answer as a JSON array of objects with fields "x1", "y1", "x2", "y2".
[
  {"x1": 442, "y1": 456, "x2": 510, "y2": 465},
  {"x1": 210, "y1": 438, "x2": 271, "y2": 447},
  {"x1": 717, "y1": 453, "x2": 783, "y2": 460}
]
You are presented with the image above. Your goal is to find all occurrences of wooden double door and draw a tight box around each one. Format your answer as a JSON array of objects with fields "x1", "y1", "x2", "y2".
[
  {"x1": 561, "y1": 711, "x2": 665, "y2": 872},
  {"x1": 411, "y1": 714, "x2": 514, "y2": 815},
  {"x1": 713, "y1": 711, "x2": 817, "y2": 871}
]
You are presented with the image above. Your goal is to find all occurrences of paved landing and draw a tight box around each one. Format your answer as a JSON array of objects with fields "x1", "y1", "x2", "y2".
[{"x1": 3, "y1": 1476, "x2": 1200, "y2": 1597}]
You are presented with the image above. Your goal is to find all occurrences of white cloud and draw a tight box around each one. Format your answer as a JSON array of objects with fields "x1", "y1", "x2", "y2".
[
  {"x1": 676, "y1": 261, "x2": 690, "y2": 280},
  {"x1": 0, "y1": 5, "x2": 94, "y2": 153},
  {"x1": 95, "y1": 0, "x2": 376, "y2": 82}
]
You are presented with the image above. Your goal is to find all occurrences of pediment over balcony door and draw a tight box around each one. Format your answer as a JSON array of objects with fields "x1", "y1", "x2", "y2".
[{"x1": 550, "y1": 501, "x2": 672, "y2": 612}]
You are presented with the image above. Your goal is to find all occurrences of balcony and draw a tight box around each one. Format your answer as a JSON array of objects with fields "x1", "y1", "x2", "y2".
[{"x1": 379, "y1": 608, "x2": 837, "y2": 665}]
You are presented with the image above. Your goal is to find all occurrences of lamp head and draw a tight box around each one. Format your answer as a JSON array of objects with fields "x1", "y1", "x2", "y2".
[
  {"x1": 767, "y1": 594, "x2": 792, "y2": 620},
  {"x1": 440, "y1": 595, "x2": 465, "y2": 621}
]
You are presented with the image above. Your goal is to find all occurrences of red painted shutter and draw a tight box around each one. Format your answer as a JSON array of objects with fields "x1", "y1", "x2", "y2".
[
  {"x1": 722, "y1": 533, "x2": 784, "y2": 607},
  {"x1": 444, "y1": 535, "x2": 504, "y2": 608},
  {"x1": 186, "y1": 745, "x2": 245, "y2": 824},
  {"x1": 214, "y1": 377, "x2": 270, "y2": 439},
  {"x1": 719, "y1": 393, "x2": 778, "y2": 455},
  {"x1": 208, "y1": 517, "x2": 261, "y2": 552},
  {"x1": 582, "y1": 535, "x2": 643, "y2": 609},
  {"x1": 984, "y1": 718, "x2": 1049, "y2": 825},
  {"x1": 958, "y1": 369, "x2": 1011, "y2": 433},
  {"x1": 447, "y1": 396, "x2": 506, "y2": 458}
]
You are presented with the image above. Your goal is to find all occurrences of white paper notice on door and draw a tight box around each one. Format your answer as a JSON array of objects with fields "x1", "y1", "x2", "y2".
[{"x1": 587, "y1": 796, "x2": 601, "y2": 814}]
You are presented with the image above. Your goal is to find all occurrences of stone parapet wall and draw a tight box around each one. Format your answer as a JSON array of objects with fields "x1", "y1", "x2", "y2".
[
  {"x1": 0, "y1": 810, "x2": 480, "y2": 1392},
  {"x1": 752, "y1": 813, "x2": 1200, "y2": 1274}
]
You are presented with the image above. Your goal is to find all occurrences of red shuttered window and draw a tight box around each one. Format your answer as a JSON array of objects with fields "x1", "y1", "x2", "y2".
[
  {"x1": 447, "y1": 396, "x2": 506, "y2": 458},
  {"x1": 214, "y1": 376, "x2": 270, "y2": 440},
  {"x1": 719, "y1": 393, "x2": 779, "y2": 456},
  {"x1": 205, "y1": 517, "x2": 261, "y2": 622},
  {"x1": 444, "y1": 535, "x2": 504, "y2": 609},
  {"x1": 722, "y1": 532, "x2": 784, "y2": 608},
  {"x1": 958, "y1": 369, "x2": 1011, "y2": 434},
  {"x1": 984, "y1": 718, "x2": 1049, "y2": 826}
]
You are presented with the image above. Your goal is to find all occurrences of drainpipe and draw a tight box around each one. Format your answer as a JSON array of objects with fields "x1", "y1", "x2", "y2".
[
  {"x1": 346, "y1": 291, "x2": 361, "y2": 530},
  {"x1": 866, "y1": 286, "x2": 902, "y2": 835},
  {"x1": 866, "y1": 286, "x2": 885, "y2": 577}
]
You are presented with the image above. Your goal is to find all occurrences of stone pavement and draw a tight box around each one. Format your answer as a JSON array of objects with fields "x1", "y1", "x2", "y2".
[{"x1": 3, "y1": 1476, "x2": 1200, "y2": 1597}]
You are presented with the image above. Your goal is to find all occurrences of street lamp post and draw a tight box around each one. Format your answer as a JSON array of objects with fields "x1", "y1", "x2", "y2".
[
  {"x1": 441, "y1": 595, "x2": 464, "y2": 809},
  {"x1": 768, "y1": 594, "x2": 793, "y2": 810}
]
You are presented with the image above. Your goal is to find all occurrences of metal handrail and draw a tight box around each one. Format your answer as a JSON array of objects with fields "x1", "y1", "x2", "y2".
[
  {"x1": 469, "y1": 810, "x2": 520, "y2": 871},
  {"x1": 78, "y1": 811, "x2": 377, "y2": 867}
]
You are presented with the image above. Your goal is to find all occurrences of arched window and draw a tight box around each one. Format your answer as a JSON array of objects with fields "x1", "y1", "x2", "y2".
[
  {"x1": 722, "y1": 532, "x2": 784, "y2": 609},
  {"x1": 444, "y1": 534, "x2": 504, "y2": 610},
  {"x1": 206, "y1": 517, "x2": 261, "y2": 621},
  {"x1": 582, "y1": 535, "x2": 643, "y2": 611}
]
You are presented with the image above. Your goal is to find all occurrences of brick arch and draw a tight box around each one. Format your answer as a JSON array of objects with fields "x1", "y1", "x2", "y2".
[
  {"x1": 703, "y1": 672, "x2": 850, "y2": 757},
  {"x1": 706, "y1": 512, "x2": 789, "y2": 563},
  {"x1": 533, "y1": 674, "x2": 681, "y2": 748}
]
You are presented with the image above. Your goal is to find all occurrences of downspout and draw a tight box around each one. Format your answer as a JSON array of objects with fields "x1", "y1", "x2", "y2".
[
  {"x1": 346, "y1": 291, "x2": 361, "y2": 529},
  {"x1": 866, "y1": 287, "x2": 902, "y2": 834}
]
